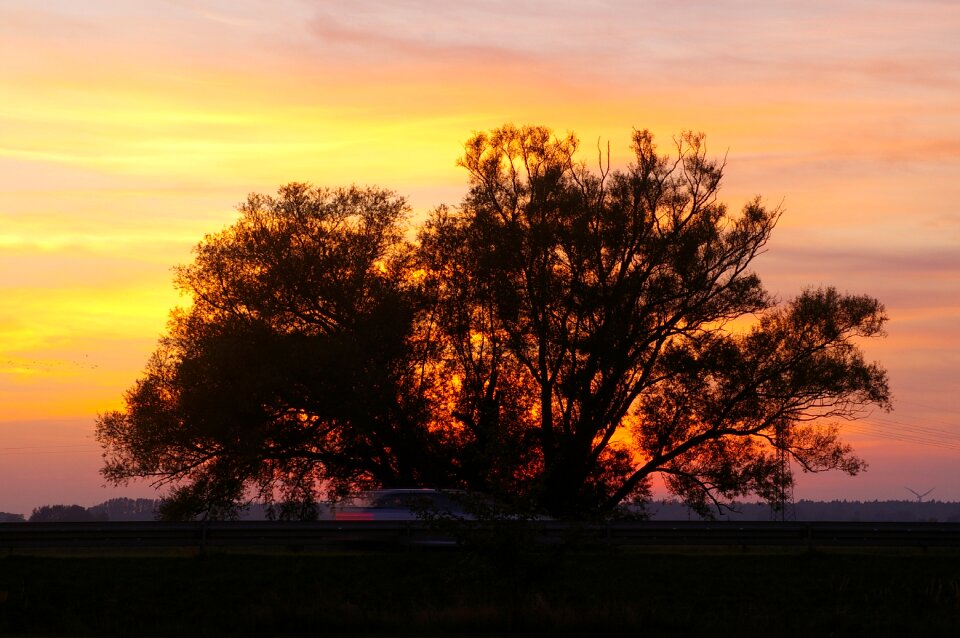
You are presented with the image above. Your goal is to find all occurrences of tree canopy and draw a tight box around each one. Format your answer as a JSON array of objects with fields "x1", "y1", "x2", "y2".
[{"x1": 97, "y1": 125, "x2": 890, "y2": 520}]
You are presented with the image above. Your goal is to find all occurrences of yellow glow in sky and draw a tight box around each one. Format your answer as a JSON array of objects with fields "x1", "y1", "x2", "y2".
[{"x1": 1, "y1": 0, "x2": 959, "y2": 513}]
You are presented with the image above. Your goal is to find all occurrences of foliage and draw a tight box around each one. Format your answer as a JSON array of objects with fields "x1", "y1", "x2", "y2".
[
  {"x1": 417, "y1": 125, "x2": 888, "y2": 517},
  {"x1": 97, "y1": 126, "x2": 890, "y2": 520},
  {"x1": 0, "y1": 512, "x2": 26, "y2": 523},
  {"x1": 98, "y1": 184, "x2": 455, "y2": 519},
  {"x1": 87, "y1": 498, "x2": 159, "y2": 521},
  {"x1": 28, "y1": 505, "x2": 107, "y2": 523}
]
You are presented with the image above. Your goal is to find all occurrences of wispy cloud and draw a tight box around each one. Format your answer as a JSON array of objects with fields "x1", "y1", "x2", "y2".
[{"x1": 1, "y1": 0, "x2": 959, "y2": 503}]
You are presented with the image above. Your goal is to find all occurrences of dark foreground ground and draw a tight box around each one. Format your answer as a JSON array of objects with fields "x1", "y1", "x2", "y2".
[{"x1": 1, "y1": 546, "x2": 958, "y2": 637}]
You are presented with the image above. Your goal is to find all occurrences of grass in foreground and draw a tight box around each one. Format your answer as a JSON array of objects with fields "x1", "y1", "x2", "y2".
[{"x1": 0, "y1": 547, "x2": 959, "y2": 636}]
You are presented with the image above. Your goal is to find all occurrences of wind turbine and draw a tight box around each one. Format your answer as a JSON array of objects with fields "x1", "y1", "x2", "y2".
[{"x1": 905, "y1": 487, "x2": 934, "y2": 503}]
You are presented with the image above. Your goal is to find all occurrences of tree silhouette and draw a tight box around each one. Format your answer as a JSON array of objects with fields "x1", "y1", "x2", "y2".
[
  {"x1": 28, "y1": 505, "x2": 106, "y2": 523},
  {"x1": 97, "y1": 126, "x2": 891, "y2": 519},
  {"x1": 418, "y1": 125, "x2": 889, "y2": 517},
  {"x1": 97, "y1": 184, "x2": 456, "y2": 519}
]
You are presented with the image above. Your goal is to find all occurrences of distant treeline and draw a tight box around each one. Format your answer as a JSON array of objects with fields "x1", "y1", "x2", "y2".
[
  {"x1": 648, "y1": 499, "x2": 960, "y2": 522},
  {"x1": 3, "y1": 497, "x2": 960, "y2": 523},
  {"x1": 0, "y1": 499, "x2": 160, "y2": 523}
]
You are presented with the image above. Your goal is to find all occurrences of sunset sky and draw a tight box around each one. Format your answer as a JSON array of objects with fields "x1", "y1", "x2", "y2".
[{"x1": 2, "y1": 0, "x2": 958, "y2": 515}]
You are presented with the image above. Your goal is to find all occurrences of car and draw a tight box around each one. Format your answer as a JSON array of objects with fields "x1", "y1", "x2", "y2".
[{"x1": 331, "y1": 489, "x2": 476, "y2": 522}]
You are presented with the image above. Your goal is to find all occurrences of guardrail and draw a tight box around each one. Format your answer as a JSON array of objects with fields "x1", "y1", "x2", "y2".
[
  {"x1": 1, "y1": 520, "x2": 959, "y2": 551},
  {"x1": 551, "y1": 521, "x2": 960, "y2": 548}
]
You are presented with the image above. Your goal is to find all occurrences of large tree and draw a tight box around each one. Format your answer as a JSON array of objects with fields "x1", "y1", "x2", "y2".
[
  {"x1": 98, "y1": 127, "x2": 890, "y2": 519},
  {"x1": 417, "y1": 125, "x2": 889, "y2": 517},
  {"x1": 97, "y1": 184, "x2": 456, "y2": 519}
]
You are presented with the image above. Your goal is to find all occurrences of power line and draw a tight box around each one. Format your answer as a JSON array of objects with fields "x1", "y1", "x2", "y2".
[
  {"x1": 862, "y1": 417, "x2": 960, "y2": 443},
  {"x1": 843, "y1": 421, "x2": 960, "y2": 452}
]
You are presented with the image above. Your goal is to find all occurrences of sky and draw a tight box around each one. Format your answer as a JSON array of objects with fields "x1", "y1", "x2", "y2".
[{"x1": 1, "y1": 0, "x2": 958, "y2": 516}]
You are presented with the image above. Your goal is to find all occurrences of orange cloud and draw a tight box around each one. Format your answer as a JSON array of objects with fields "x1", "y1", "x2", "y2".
[{"x1": 1, "y1": 0, "x2": 958, "y2": 507}]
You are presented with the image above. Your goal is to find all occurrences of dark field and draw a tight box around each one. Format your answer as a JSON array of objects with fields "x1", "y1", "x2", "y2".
[{"x1": 1, "y1": 547, "x2": 959, "y2": 637}]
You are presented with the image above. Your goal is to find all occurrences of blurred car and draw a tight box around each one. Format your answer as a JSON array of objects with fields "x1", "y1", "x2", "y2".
[{"x1": 331, "y1": 489, "x2": 476, "y2": 522}]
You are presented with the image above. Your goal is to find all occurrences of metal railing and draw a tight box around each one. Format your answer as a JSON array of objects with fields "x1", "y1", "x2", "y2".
[{"x1": 2, "y1": 520, "x2": 959, "y2": 551}]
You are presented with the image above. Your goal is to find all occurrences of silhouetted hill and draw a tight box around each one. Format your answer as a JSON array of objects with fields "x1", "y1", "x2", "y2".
[{"x1": 0, "y1": 511, "x2": 25, "y2": 522}]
